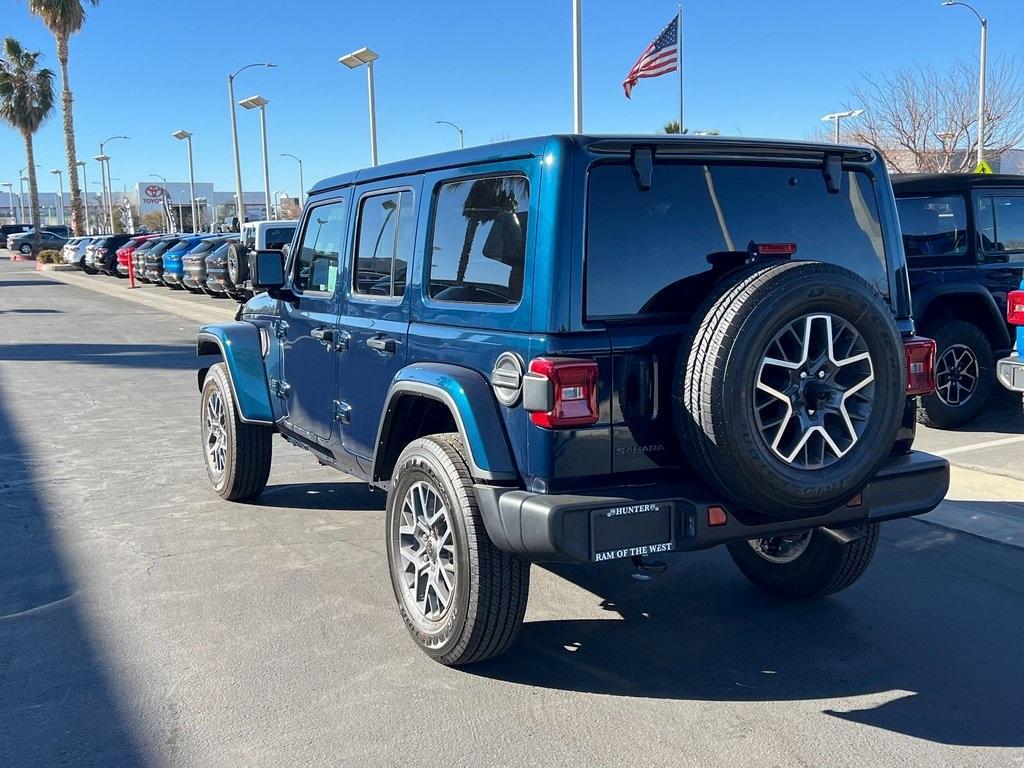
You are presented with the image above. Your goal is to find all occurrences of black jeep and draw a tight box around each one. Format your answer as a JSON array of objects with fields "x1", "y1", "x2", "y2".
[
  {"x1": 196, "y1": 135, "x2": 950, "y2": 665},
  {"x1": 893, "y1": 173, "x2": 1024, "y2": 428}
]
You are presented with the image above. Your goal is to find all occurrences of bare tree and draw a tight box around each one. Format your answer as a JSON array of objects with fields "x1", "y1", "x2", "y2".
[{"x1": 840, "y1": 56, "x2": 1024, "y2": 173}]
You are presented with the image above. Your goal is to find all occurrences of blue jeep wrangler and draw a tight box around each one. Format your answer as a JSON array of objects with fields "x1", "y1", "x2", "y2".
[{"x1": 197, "y1": 135, "x2": 950, "y2": 665}]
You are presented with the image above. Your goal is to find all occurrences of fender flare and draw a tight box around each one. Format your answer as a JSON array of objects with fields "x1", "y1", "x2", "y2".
[
  {"x1": 912, "y1": 282, "x2": 1011, "y2": 350},
  {"x1": 372, "y1": 363, "x2": 518, "y2": 484},
  {"x1": 196, "y1": 322, "x2": 274, "y2": 425}
]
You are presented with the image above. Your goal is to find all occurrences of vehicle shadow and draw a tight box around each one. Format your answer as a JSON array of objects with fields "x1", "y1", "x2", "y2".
[
  {"x1": 469, "y1": 520, "x2": 1024, "y2": 747},
  {"x1": 257, "y1": 480, "x2": 386, "y2": 512},
  {"x1": 952, "y1": 393, "x2": 1024, "y2": 434},
  {"x1": 0, "y1": 342, "x2": 196, "y2": 370},
  {"x1": 0, "y1": 375, "x2": 148, "y2": 766}
]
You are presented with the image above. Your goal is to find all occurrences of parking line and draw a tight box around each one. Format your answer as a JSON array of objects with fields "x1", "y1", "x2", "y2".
[{"x1": 933, "y1": 434, "x2": 1024, "y2": 457}]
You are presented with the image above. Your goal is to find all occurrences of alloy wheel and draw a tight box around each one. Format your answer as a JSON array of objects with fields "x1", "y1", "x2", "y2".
[
  {"x1": 204, "y1": 390, "x2": 228, "y2": 478},
  {"x1": 753, "y1": 313, "x2": 875, "y2": 470},
  {"x1": 395, "y1": 480, "x2": 457, "y2": 622},
  {"x1": 934, "y1": 343, "x2": 979, "y2": 407},
  {"x1": 748, "y1": 531, "x2": 812, "y2": 563}
]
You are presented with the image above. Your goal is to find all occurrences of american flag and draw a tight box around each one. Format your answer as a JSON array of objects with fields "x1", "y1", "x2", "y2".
[{"x1": 622, "y1": 16, "x2": 680, "y2": 99}]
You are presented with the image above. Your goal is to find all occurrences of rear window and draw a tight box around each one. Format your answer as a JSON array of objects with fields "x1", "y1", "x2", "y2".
[
  {"x1": 586, "y1": 162, "x2": 888, "y2": 319},
  {"x1": 264, "y1": 226, "x2": 294, "y2": 250}
]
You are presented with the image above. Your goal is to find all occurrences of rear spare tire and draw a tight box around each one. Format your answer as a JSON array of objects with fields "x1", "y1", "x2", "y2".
[
  {"x1": 226, "y1": 242, "x2": 249, "y2": 286},
  {"x1": 675, "y1": 261, "x2": 904, "y2": 520}
]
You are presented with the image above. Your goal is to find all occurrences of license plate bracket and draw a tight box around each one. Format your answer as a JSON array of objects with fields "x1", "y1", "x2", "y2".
[{"x1": 591, "y1": 502, "x2": 674, "y2": 562}]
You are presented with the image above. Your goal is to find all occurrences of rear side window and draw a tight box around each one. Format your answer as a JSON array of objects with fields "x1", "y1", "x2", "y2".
[
  {"x1": 292, "y1": 201, "x2": 346, "y2": 293},
  {"x1": 586, "y1": 162, "x2": 887, "y2": 318},
  {"x1": 428, "y1": 175, "x2": 529, "y2": 305},
  {"x1": 977, "y1": 195, "x2": 1024, "y2": 261},
  {"x1": 896, "y1": 196, "x2": 968, "y2": 258},
  {"x1": 264, "y1": 226, "x2": 294, "y2": 250},
  {"x1": 353, "y1": 190, "x2": 414, "y2": 297}
]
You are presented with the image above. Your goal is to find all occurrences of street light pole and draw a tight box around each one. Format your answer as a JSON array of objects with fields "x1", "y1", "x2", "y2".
[
  {"x1": 820, "y1": 108, "x2": 865, "y2": 143},
  {"x1": 942, "y1": 1, "x2": 988, "y2": 167},
  {"x1": 434, "y1": 120, "x2": 465, "y2": 149},
  {"x1": 339, "y1": 47, "x2": 380, "y2": 166},
  {"x1": 172, "y1": 130, "x2": 198, "y2": 230},
  {"x1": 281, "y1": 153, "x2": 305, "y2": 203},
  {"x1": 18, "y1": 174, "x2": 27, "y2": 223},
  {"x1": 50, "y1": 169, "x2": 65, "y2": 225},
  {"x1": 228, "y1": 62, "x2": 276, "y2": 227},
  {"x1": 76, "y1": 161, "x2": 90, "y2": 233},
  {"x1": 238, "y1": 96, "x2": 272, "y2": 220},
  {"x1": 99, "y1": 135, "x2": 128, "y2": 232}
]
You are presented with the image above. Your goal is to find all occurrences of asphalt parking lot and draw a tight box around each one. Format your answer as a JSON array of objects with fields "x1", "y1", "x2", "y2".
[{"x1": 1, "y1": 257, "x2": 1023, "y2": 768}]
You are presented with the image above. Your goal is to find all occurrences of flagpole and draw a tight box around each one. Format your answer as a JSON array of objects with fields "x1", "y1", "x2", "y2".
[
  {"x1": 573, "y1": 0, "x2": 583, "y2": 133},
  {"x1": 678, "y1": 4, "x2": 684, "y2": 132}
]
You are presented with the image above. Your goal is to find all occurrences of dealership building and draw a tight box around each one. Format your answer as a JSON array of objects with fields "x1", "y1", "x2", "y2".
[{"x1": 0, "y1": 181, "x2": 270, "y2": 230}]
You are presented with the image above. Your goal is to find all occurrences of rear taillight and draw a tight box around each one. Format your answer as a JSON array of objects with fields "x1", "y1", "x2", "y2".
[
  {"x1": 904, "y1": 336, "x2": 937, "y2": 395},
  {"x1": 1008, "y1": 290, "x2": 1024, "y2": 325},
  {"x1": 524, "y1": 357, "x2": 599, "y2": 429}
]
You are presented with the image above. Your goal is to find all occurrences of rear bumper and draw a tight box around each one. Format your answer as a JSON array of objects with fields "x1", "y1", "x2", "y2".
[
  {"x1": 997, "y1": 354, "x2": 1024, "y2": 392},
  {"x1": 477, "y1": 451, "x2": 950, "y2": 563}
]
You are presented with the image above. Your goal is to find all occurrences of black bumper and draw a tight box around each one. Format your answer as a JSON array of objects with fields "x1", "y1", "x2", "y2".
[{"x1": 477, "y1": 451, "x2": 950, "y2": 563}]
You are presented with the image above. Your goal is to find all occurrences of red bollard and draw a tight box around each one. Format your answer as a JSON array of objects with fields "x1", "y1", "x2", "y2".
[{"x1": 127, "y1": 249, "x2": 136, "y2": 289}]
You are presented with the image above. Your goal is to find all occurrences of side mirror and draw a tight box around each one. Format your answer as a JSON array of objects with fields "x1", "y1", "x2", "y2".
[{"x1": 251, "y1": 249, "x2": 285, "y2": 291}]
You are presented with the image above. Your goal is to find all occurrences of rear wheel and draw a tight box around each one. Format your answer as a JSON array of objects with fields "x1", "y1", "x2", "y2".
[
  {"x1": 386, "y1": 433, "x2": 530, "y2": 665},
  {"x1": 727, "y1": 524, "x2": 879, "y2": 599},
  {"x1": 200, "y1": 363, "x2": 272, "y2": 501},
  {"x1": 917, "y1": 320, "x2": 994, "y2": 429}
]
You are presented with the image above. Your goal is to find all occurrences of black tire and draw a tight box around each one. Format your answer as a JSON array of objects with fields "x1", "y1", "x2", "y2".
[
  {"x1": 226, "y1": 242, "x2": 249, "y2": 286},
  {"x1": 917, "y1": 320, "x2": 994, "y2": 429},
  {"x1": 200, "y1": 362, "x2": 272, "y2": 501},
  {"x1": 19, "y1": 243, "x2": 32, "y2": 255},
  {"x1": 386, "y1": 433, "x2": 530, "y2": 666},
  {"x1": 727, "y1": 523, "x2": 879, "y2": 599},
  {"x1": 676, "y1": 261, "x2": 905, "y2": 520}
]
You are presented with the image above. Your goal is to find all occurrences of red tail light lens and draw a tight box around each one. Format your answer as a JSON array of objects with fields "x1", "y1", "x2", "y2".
[
  {"x1": 525, "y1": 357, "x2": 599, "y2": 429},
  {"x1": 904, "y1": 336, "x2": 937, "y2": 395},
  {"x1": 1008, "y1": 290, "x2": 1024, "y2": 325}
]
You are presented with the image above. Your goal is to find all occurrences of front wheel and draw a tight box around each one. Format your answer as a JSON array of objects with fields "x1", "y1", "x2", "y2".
[
  {"x1": 386, "y1": 433, "x2": 530, "y2": 665},
  {"x1": 200, "y1": 362, "x2": 272, "y2": 500},
  {"x1": 727, "y1": 524, "x2": 879, "y2": 599},
  {"x1": 19, "y1": 243, "x2": 32, "y2": 255}
]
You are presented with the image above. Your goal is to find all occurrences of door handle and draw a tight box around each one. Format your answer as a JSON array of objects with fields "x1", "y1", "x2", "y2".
[
  {"x1": 310, "y1": 327, "x2": 334, "y2": 346},
  {"x1": 366, "y1": 336, "x2": 397, "y2": 354}
]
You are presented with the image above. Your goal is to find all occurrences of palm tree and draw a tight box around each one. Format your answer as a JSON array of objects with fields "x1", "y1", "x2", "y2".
[
  {"x1": 29, "y1": 0, "x2": 99, "y2": 237},
  {"x1": 0, "y1": 37, "x2": 55, "y2": 254}
]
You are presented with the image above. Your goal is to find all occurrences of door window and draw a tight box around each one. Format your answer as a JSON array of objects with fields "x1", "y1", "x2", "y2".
[
  {"x1": 427, "y1": 175, "x2": 529, "y2": 305},
  {"x1": 292, "y1": 201, "x2": 346, "y2": 293},
  {"x1": 896, "y1": 195, "x2": 968, "y2": 258},
  {"x1": 353, "y1": 190, "x2": 414, "y2": 298},
  {"x1": 978, "y1": 196, "x2": 1024, "y2": 261}
]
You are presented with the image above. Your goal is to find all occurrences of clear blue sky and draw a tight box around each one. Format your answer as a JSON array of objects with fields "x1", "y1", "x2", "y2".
[{"x1": 2, "y1": 0, "x2": 1022, "y2": 198}]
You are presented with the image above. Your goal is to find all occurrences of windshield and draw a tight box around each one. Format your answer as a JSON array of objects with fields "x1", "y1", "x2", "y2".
[{"x1": 586, "y1": 161, "x2": 888, "y2": 319}]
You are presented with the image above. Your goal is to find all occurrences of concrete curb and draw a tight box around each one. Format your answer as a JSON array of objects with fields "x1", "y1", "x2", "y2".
[
  {"x1": 35, "y1": 263, "x2": 77, "y2": 272},
  {"x1": 922, "y1": 465, "x2": 1024, "y2": 549},
  {"x1": 40, "y1": 268, "x2": 236, "y2": 324}
]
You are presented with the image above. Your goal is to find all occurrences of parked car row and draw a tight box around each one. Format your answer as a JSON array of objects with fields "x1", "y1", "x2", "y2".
[
  {"x1": 3, "y1": 224, "x2": 72, "y2": 254},
  {"x1": 57, "y1": 219, "x2": 298, "y2": 301}
]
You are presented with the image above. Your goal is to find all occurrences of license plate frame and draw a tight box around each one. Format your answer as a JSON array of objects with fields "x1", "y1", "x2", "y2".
[{"x1": 591, "y1": 501, "x2": 674, "y2": 562}]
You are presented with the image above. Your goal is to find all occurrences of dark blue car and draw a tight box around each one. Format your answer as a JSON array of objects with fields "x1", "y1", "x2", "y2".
[{"x1": 194, "y1": 135, "x2": 950, "y2": 665}]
